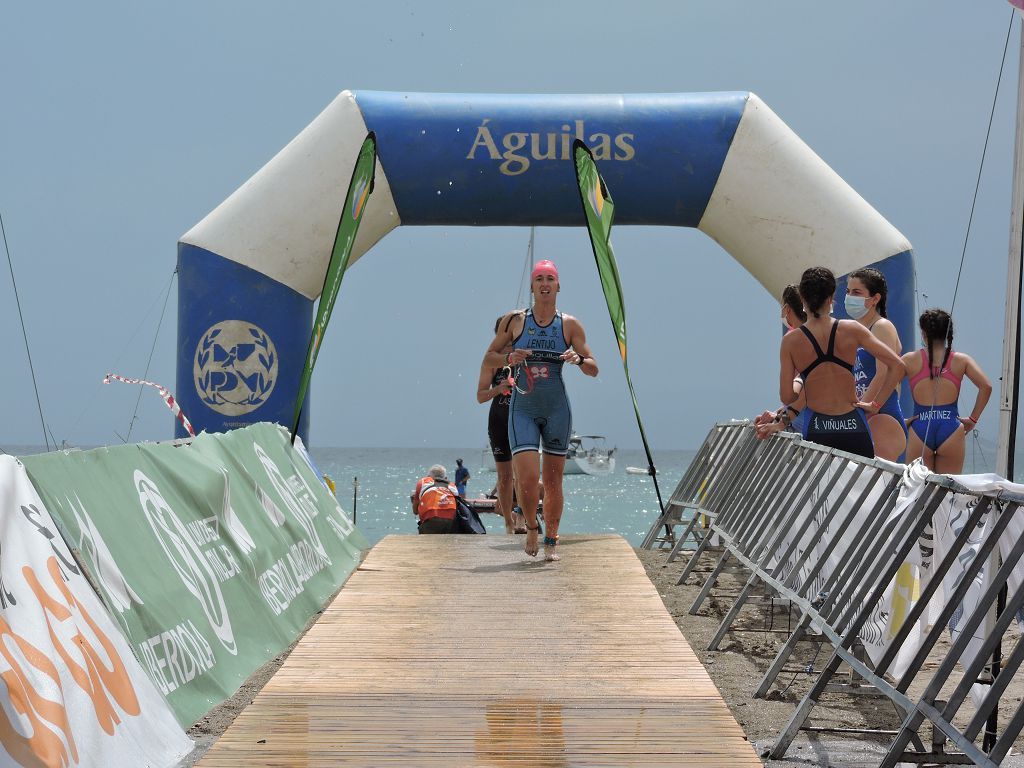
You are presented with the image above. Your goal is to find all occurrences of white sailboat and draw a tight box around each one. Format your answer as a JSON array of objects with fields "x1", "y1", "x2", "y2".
[
  {"x1": 562, "y1": 435, "x2": 616, "y2": 476},
  {"x1": 480, "y1": 434, "x2": 617, "y2": 476}
]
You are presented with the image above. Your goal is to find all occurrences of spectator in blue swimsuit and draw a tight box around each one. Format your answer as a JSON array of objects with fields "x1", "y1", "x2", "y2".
[
  {"x1": 901, "y1": 309, "x2": 991, "y2": 474},
  {"x1": 482, "y1": 260, "x2": 598, "y2": 561},
  {"x1": 776, "y1": 267, "x2": 905, "y2": 458},
  {"x1": 845, "y1": 268, "x2": 907, "y2": 462}
]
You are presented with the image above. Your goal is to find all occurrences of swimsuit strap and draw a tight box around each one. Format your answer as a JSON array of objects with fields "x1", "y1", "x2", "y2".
[
  {"x1": 799, "y1": 320, "x2": 853, "y2": 379},
  {"x1": 942, "y1": 350, "x2": 963, "y2": 389},
  {"x1": 826, "y1": 319, "x2": 839, "y2": 358},
  {"x1": 909, "y1": 348, "x2": 962, "y2": 391},
  {"x1": 908, "y1": 349, "x2": 931, "y2": 390},
  {"x1": 797, "y1": 325, "x2": 826, "y2": 379}
]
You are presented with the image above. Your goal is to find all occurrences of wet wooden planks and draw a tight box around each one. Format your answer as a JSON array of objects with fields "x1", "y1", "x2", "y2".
[{"x1": 197, "y1": 534, "x2": 761, "y2": 767}]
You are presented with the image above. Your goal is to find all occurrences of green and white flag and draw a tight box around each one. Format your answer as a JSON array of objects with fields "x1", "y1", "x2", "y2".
[
  {"x1": 573, "y1": 139, "x2": 665, "y2": 512},
  {"x1": 291, "y1": 132, "x2": 377, "y2": 442}
]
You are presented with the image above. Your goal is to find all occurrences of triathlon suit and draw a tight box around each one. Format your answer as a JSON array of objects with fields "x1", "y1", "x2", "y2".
[
  {"x1": 853, "y1": 321, "x2": 907, "y2": 459},
  {"x1": 487, "y1": 367, "x2": 512, "y2": 462},
  {"x1": 797, "y1": 321, "x2": 874, "y2": 459},
  {"x1": 508, "y1": 309, "x2": 573, "y2": 456},
  {"x1": 908, "y1": 349, "x2": 963, "y2": 452}
]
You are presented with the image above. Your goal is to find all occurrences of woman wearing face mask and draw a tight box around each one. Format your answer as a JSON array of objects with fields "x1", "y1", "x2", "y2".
[
  {"x1": 844, "y1": 268, "x2": 907, "y2": 462},
  {"x1": 775, "y1": 267, "x2": 905, "y2": 458}
]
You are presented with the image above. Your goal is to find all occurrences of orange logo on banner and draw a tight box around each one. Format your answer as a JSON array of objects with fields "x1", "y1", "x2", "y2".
[
  {"x1": 24, "y1": 557, "x2": 141, "y2": 734},
  {"x1": 0, "y1": 555, "x2": 144, "y2": 766},
  {"x1": 0, "y1": 616, "x2": 77, "y2": 768}
]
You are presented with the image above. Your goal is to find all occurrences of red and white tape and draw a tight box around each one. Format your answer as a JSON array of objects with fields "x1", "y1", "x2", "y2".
[{"x1": 102, "y1": 373, "x2": 196, "y2": 437}]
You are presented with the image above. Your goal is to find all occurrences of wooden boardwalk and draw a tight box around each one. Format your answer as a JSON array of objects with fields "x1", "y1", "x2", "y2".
[{"x1": 198, "y1": 535, "x2": 762, "y2": 767}]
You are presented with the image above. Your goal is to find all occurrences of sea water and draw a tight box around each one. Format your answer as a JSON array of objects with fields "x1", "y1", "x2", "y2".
[
  {"x1": 309, "y1": 447, "x2": 696, "y2": 547},
  {"x1": 3, "y1": 442, "x2": 693, "y2": 548}
]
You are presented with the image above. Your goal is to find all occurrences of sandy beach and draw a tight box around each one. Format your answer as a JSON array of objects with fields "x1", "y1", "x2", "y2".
[{"x1": 635, "y1": 546, "x2": 1024, "y2": 767}]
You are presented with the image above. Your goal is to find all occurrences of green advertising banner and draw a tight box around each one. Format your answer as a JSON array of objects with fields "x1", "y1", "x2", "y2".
[
  {"x1": 573, "y1": 140, "x2": 666, "y2": 511},
  {"x1": 291, "y1": 132, "x2": 378, "y2": 441},
  {"x1": 22, "y1": 423, "x2": 367, "y2": 727}
]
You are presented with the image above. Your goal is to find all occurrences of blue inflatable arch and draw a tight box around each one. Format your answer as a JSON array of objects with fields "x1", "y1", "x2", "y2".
[{"x1": 177, "y1": 91, "x2": 915, "y2": 442}]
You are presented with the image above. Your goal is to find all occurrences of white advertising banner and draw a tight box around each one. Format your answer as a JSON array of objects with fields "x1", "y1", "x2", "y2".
[
  {"x1": 0, "y1": 456, "x2": 191, "y2": 768},
  {"x1": 857, "y1": 459, "x2": 930, "y2": 680}
]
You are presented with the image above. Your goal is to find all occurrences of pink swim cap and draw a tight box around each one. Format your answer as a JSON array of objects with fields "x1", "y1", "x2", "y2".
[{"x1": 531, "y1": 260, "x2": 559, "y2": 280}]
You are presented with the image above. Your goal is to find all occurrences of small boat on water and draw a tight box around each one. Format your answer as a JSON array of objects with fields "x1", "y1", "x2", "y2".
[
  {"x1": 563, "y1": 435, "x2": 616, "y2": 476},
  {"x1": 626, "y1": 466, "x2": 649, "y2": 475},
  {"x1": 479, "y1": 434, "x2": 616, "y2": 476}
]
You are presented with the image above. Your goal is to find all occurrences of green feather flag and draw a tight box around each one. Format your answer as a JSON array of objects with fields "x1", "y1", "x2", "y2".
[
  {"x1": 572, "y1": 139, "x2": 665, "y2": 515},
  {"x1": 291, "y1": 132, "x2": 377, "y2": 443}
]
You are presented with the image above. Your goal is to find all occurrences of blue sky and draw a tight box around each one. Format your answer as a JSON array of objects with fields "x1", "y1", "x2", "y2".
[{"x1": 0, "y1": 2, "x2": 1018, "y2": 459}]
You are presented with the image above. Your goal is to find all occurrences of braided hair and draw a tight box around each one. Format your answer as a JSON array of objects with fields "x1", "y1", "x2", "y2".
[
  {"x1": 919, "y1": 308, "x2": 954, "y2": 380},
  {"x1": 798, "y1": 267, "x2": 836, "y2": 319},
  {"x1": 849, "y1": 267, "x2": 888, "y2": 318}
]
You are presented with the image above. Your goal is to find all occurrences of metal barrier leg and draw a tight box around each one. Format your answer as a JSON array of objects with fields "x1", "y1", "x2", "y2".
[
  {"x1": 675, "y1": 531, "x2": 714, "y2": 585},
  {"x1": 708, "y1": 573, "x2": 761, "y2": 651},
  {"x1": 689, "y1": 550, "x2": 732, "y2": 615},
  {"x1": 754, "y1": 614, "x2": 811, "y2": 698},
  {"x1": 666, "y1": 510, "x2": 702, "y2": 563},
  {"x1": 770, "y1": 651, "x2": 844, "y2": 758}
]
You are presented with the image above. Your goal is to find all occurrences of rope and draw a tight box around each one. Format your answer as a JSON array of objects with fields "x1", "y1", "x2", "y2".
[
  {"x1": 950, "y1": 8, "x2": 1015, "y2": 314},
  {"x1": 1, "y1": 210, "x2": 50, "y2": 451},
  {"x1": 103, "y1": 373, "x2": 195, "y2": 437},
  {"x1": 64, "y1": 267, "x2": 179, "y2": 444},
  {"x1": 126, "y1": 269, "x2": 176, "y2": 441}
]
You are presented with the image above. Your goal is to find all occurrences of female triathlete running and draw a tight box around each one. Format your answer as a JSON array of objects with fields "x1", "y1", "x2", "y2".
[{"x1": 482, "y1": 260, "x2": 597, "y2": 561}]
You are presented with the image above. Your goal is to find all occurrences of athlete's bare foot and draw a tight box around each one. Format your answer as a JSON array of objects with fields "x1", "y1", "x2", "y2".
[
  {"x1": 543, "y1": 535, "x2": 559, "y2": 561},
  {"x1": 524, "y1": 525, "x2": 539, "y2": 556},
  {"x1": 513, "y1": 509, "x2": 527, "y2": 534}
]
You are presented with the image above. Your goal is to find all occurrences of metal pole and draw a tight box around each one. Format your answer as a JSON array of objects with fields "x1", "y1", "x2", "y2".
[
  {"x1": 352, "y1": 476, "x2": 358, "y2": 525},
  {"x1": 997, "y1": 16, "x2": 1024, "y2": 481},
  {"x1": 990, "y1": 15, "x2": 1024, "y2": 752}
]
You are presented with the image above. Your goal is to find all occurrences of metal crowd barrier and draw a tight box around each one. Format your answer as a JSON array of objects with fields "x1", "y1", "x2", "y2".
[
  {"x1": 640, "y1": 420, "x2": 761, "y2": 554},
  {"x1": 654, "y1": 422, "x2": 1024, "y2": 766}
]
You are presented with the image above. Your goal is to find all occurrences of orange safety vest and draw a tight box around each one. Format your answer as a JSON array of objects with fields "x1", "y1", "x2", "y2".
[{"x1": 414, "y1": 477, "x2": 458, "y2": 522}]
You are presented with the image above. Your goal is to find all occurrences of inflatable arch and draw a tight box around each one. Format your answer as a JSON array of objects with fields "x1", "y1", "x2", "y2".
[{"x1": 177, "y1": 90, "x2": 915, "y2": 441}]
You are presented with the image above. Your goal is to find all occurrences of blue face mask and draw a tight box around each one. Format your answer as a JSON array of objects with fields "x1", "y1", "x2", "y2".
[{"x1": 845, "y1": 295, "x2": 869, "y2": 320}]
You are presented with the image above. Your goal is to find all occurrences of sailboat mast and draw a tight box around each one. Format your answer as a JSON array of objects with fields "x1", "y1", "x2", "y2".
[
  {"x1": 515, "y1": 226, "x2": 535, "y2": 310},
  {"x1": 997, "y1": 17, "x2": 1024, "y2": 480}
]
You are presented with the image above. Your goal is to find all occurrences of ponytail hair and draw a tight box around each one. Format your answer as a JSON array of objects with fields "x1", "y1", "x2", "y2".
[
  {"x1": 798, "y1": 267, "x2": 836, "y2": 319},
  {"x1": 782, "y1": 284, "x2": 807, "y2": 323},
  {"x1": 849, "y1": 267, "x2": 888, "y2": 318}
]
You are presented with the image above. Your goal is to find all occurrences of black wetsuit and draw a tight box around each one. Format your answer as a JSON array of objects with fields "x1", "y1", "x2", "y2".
[{"x1": 487, "y1": 368, "x2": 512, "y2": 462}]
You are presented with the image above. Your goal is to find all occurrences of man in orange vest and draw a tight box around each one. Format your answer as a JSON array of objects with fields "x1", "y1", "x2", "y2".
[{"x1": 411, "y1": 465, "x2": 459, "y2": 534}]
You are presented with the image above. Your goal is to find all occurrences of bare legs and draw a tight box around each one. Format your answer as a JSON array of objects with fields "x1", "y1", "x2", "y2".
[
  {"x1": 512, "y1": 450, "x2": 566, "y2": 558},
  {"x1": 905, "y1": 424, "x2": 966, "y2": 474},
  {"x1": 513, "y1": 451, "x2": 541, "y2": 555},
  {"x1": 867, "y1": 413, "x2": 907, "y2": 462},
  {"x1": 495, "y1": 460, "x2": 515, "y2": 533},
  {"x1": 541, "y1": 455, "x2": 566, "y2": 561}
]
